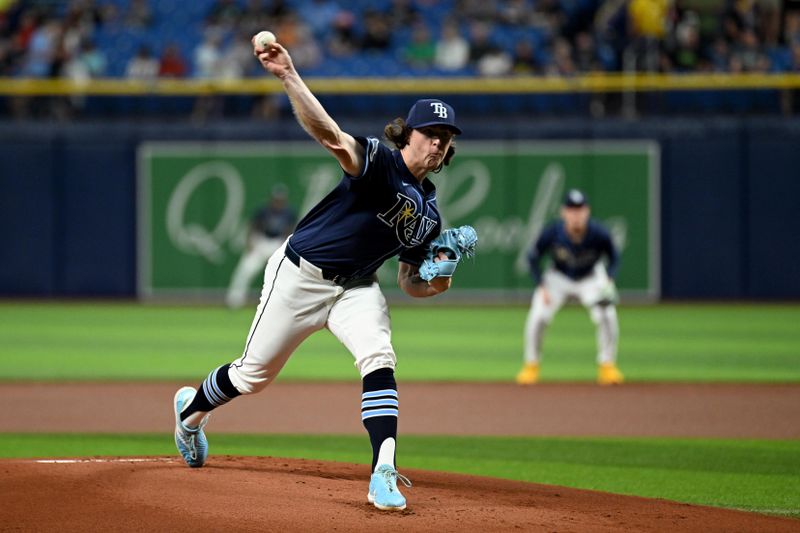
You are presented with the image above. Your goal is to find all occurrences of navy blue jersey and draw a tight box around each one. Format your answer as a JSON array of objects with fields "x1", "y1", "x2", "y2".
[
  {"x1": 251, "y1": 205, "x2": 296, "y2": 239},
  {"x1": 288, "y1": 136, "x2": 442, "y2": 279},
  {"x1": 528, "y1": 220, "x2": 619, "y2": 284}
]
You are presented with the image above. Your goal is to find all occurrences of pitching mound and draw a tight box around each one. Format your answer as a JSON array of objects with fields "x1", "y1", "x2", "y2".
[{"x1": 2, "y1": 456, "x2": 796, "y2": 532}]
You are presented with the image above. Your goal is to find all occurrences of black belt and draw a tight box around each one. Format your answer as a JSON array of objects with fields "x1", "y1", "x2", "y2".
[{"x1": 285, "y1": 244, "x2": 376, "y2": 289}]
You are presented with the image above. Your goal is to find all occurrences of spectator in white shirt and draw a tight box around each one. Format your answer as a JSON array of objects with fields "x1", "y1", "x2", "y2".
[{"x1": 434, "y1": 21, "x2": 469, "y2": 71}]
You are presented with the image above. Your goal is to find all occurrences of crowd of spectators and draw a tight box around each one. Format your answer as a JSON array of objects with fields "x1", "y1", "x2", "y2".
[
  {"x1": 0, "y1": 0, "x2": 799, "y2": 117},
  {"x1": 2, "y1": 0, "x2": 799, "y2": 81}
]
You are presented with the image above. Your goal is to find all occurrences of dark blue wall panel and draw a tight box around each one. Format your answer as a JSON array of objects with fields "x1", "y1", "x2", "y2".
[
  {"x1": 746, "y1": 122, "x2": 800, "y2": 298},
  {"x1": 661, "y1": 135, "x2": 744, "y2": 298},
  {"x1": 58, "y1": 136, "x2": 136, "y2": 295},
  {"x1": 0, "y1": 141, "x2": 57, "y2": 295}
]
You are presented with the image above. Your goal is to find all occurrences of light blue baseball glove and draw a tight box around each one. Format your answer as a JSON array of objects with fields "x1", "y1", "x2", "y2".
[{"x1": 418, "y1": 225, "x2": 478, "y2": 281}]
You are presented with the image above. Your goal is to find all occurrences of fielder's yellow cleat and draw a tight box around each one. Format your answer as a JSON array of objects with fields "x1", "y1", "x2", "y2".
[
  {"x1": 515, "y1": 363, "x2": 540, "y2": 385},
  {"x1": 597, "y1": 363, "x2": 624, "y2": 385}
]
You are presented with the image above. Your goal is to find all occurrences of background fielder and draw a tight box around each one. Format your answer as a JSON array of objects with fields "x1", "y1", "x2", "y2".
[
  {"x1": 225, "y1": 183, "x2": 297, "y2": 309},
  {"x1": 172, "y1": 36, "x2": 465, "y2": 512},
  {"x1": 516, "y1": 189, "x2": 624, "y2": 386}
]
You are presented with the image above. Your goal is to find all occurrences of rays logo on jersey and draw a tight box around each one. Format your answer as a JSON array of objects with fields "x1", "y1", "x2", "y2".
[
  {"x1": 555, "y1": 246, "x2": 571, "y2": 262},
  {"x1": 377, "y1": 192, "x2": 437, "y2": 247}
]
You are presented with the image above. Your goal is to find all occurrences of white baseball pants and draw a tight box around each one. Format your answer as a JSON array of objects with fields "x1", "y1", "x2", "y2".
[
  {"x1": 225, "y1": 236, "x2": 283, "y2": 309},
  {"x1": 524, "y1": 264, "x2": 619, "y2": 365},
  {"x1": 228, "y1": 239, "x2": 397, "y2": 395}
]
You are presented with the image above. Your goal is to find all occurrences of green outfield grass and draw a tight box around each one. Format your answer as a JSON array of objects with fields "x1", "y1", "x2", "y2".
[
  {"x1": 1, "y1": 434, "x2": 798, "y2": 518},
  {"x1": 0, "y1": 301, "x2": 798, "y2": 382}
]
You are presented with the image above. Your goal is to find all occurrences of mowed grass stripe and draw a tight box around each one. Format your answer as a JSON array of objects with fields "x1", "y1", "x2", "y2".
[{"x1": 0, "y1": 302, "x2": 798, "y2": 382}]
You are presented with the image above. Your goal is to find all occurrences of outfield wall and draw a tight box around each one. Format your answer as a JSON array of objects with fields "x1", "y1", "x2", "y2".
[
  {"x1": 137, "y1": 140, "x2": 658, "y2": 301},
  {"x1": 1, "y1": 116, "x2": 798, "y2": 299}
]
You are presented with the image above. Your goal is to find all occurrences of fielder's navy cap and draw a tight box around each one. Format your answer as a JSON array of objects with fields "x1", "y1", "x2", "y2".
[
  {"x1": 406, "y1": 99, "x2": 462, "y2": 135},
  {"x1": 563, "y1": 189, "x2": 589, "y2": 207}
]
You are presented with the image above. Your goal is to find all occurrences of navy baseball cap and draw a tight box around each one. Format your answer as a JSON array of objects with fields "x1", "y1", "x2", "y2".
[
  {"x1": 406, "y1": 99, "x2": 462, "y2": 135},
  {"x1": 563, "y1": 189, "x2": 589, "y2": 207}
]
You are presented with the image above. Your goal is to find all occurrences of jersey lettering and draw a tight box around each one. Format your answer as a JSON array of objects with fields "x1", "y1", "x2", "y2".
[
  {"x1": 377, "y1": 193, "x2": 436, "y2": 247},
  {"x1": 377, "y1": 193, "x2": 416, "y2": 227},
  {"x1": 414, "y1": 216, "x2": 436, "y2": 243},
  {"x1": 555, "y1": 245, "x2": 601, "y2": 270}
]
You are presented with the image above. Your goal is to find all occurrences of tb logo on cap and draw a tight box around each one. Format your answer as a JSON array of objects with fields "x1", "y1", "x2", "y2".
[{"x1": 430, "y1": 102, "x2": 448, "y2": 118}]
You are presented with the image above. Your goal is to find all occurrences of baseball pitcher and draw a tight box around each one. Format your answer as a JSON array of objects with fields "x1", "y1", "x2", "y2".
[{"x1": 172, "y1": 35, "x2": 477, "y2": 512}]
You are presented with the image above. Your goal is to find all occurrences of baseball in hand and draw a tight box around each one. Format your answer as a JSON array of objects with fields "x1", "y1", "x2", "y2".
[{"x1": 254, "y1": 30, "x2": 276, "y2": 49}]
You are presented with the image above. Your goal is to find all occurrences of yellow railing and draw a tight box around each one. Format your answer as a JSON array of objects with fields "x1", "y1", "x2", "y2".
[{"x1": 1, "y1": 73, "x2": 800, "y2": 96}]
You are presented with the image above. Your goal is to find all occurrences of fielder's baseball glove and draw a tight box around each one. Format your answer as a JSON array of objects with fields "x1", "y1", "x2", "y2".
[
  {"x1": 419, "y1": 225, "x2": 478, "y2": 281},
  {"x1": 596, "y1": 280, "x2": 619, "y2": 306}
]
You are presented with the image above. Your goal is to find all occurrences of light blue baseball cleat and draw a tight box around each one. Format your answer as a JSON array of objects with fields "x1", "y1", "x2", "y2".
[
  {"x1": 367, "y1": 464, "x2": 412, "y2": 511},
  {"x1": 173, "y1": 386, "x2": 209, "y2": 468}
]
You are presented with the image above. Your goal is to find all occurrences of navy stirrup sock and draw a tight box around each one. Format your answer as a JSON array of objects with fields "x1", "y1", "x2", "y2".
[
  {"x1": 361, "y1": 367, "x2": 399, "y2": 470},
  {"x1": 180, "y1": 365, "x2": 241, "y2": 422}
]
